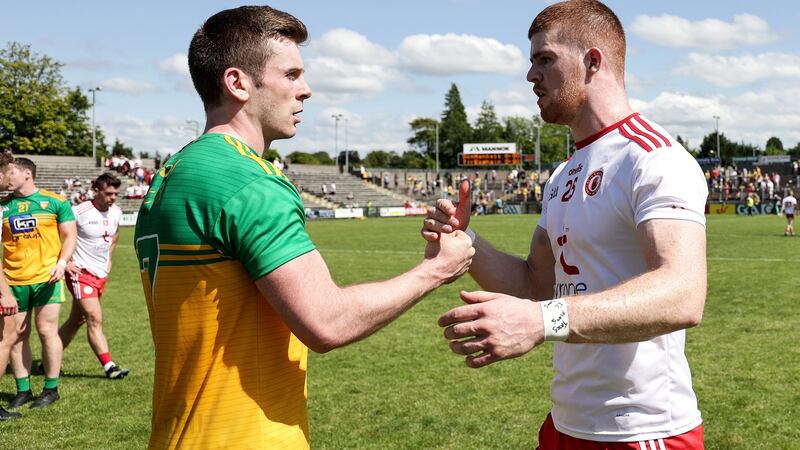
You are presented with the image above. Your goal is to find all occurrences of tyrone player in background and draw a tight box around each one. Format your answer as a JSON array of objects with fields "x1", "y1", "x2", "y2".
[
  {"x1": 58, "y1": 172, "x2": 129, "y2": 379},
  {"x1": 424, "y1": 1, "x2": 708, "y2": 448}
]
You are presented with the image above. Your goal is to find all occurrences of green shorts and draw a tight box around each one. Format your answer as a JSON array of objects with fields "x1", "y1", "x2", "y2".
[{"x1": 10, "y1": 281, "x2": 65, "y2": 312}]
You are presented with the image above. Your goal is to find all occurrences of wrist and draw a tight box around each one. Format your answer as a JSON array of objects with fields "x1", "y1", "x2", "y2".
[
  {"x1": 464, "y1": 227, "x2": 476, "y2": 243},
  {"x1": 56, "y1": 259, "x2": 68, "y2": 268},
  {"x1": 540, "y1": 298, "x2": 569, "y2": 341}
]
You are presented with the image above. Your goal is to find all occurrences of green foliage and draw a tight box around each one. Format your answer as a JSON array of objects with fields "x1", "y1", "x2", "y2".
[
  {"x1": 139, "y1": 151, "x2": 150, "y2": 159},
  {"x1": 286, "y1": 151, "x2": 335, "y2": 165},
  {"x1": 262, "y1": 148, "x2": 281, "y2": 162},
  {"x1": 500, "y1": 116, "x2": 571, "y2": 168},
  {"x1": 407, "y1": 117, "x2": 439, "y2": 159},
  {"x1": 698, "y1": 132, "x2": 759, "y2": 164},
  {"x1": 2, "y1": 217, "x2": 800, "y2": 449},
  {"x1": 111, "y1": 138, "x2": 134, "y2": 158},
  {"x1": 364, "y1": 150, "x2": 394, "y2": 168},
  {"x1": 472, "y1": 101, "x2": 504, "y2": 143},
  {"x1": 765, "y1": 136, "x2": 785, "y2": 156},
  {"x1": 0, "y1": 42, "x2": 107, "y2": 155},
  {"x1": 439, "y1": 83, "x2": 472, "y2": 168}
]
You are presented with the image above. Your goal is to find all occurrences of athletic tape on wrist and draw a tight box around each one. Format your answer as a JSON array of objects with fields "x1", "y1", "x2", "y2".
[
  {"x1": 465, "y1": 227, "x2": 476, "y2": 243},
  {"x1": 56, "y1": 259, "x2": 67, "y2": 268},
  {"x1": 540, "y1": 298, "x2": 569, "y2": 341}
]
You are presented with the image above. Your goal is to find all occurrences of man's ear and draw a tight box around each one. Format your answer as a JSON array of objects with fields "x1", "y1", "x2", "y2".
[
  {"x1": 222, "y1": 67, "x2": 251, "y2": 103},
  {"x1": 585, "y1": 47, "x2": 603, "y2": 74}
]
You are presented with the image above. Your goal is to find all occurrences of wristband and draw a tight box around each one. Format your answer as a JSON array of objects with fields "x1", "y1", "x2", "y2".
[
  {"x1": 464, "y1": 227, "x2": 476, "y2": 243},
  {"x1": 56, "y1": 259, "x2": 68, "y2": 268},
  {"x1": 540, "y1": 298, "x2": 569, "y2": 341}
]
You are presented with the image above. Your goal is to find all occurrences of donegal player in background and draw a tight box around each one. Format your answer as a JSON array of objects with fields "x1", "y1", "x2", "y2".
[
  {"x1": 2, "y1": 157, "x2": 77, "y2": 410},
  {"x1": 135, "y1": 6, "x2": 473, "y2": 448},
  {"x1": 57, "y1": 172, "x2": 129, "y2": 379},
  {"x1": 0, "y1": 152, "x2": 22, "y2": 420}
]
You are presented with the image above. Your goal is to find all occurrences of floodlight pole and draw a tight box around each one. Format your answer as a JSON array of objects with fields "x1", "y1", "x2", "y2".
[
  {"x1": 332, "y1": 114, "x2": 342, "y2": 170},
  {"x1": 713, "y1": 115, "x2": 720, "y2": 161},
  {"x1": 344, "y1": 117, "x2": 349, "y2": 174},
  {"x1": 89, "y1": 87, "x2": 101, "y2": 160},
  {"x1": 435, "y1": 121, "x2": 440, "y2": 174}
]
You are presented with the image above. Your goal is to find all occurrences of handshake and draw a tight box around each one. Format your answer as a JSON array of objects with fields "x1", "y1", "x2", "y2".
[{"x1": 417, "y1": 179, "x2": 547, "y2": 369}]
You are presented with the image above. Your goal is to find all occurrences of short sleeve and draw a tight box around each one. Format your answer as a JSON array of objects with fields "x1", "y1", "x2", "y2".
[
  {"x1": 212, "y1": 176, "x2": 316, "y2": 280},
  {"x1": 632, "y1": 148, "x2": 708, "y2": 227},
  {"x1": 58, "y1": 198, "x2": 75, "y2": 223}
]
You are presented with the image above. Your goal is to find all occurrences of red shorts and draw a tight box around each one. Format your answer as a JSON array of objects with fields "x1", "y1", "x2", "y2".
[
  {"x1": 66, "y1": 269, "x2": 108, "y2": 300},
  {"x1": 536, "y1": 414, "x2": 704, "y2": 450},
  {"x1": 786, "y1": 213, "x2": 795, "y2": 220}
]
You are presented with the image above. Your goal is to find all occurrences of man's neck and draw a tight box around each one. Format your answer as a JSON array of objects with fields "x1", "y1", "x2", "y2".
[
  {"x1": 205, "y1": 107, "x2": 269, "y2": 152},
  {"x1": 92, "y1": 198, "x2": 109, "y2": 212},
  {"x1": 14, "y1": 183, "x2": 37, "y2": 197},
  {"x1": 568, "y1": 83, "x2": 633, "y2": 143}
]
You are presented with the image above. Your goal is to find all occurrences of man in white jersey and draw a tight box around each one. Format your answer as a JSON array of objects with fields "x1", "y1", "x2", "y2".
[
  {"x1": 58, "y1": 173, "x2": 129, "y2": 379},
  {"x1": 782, "y1": 190, "x2": 796, "y2": 236},
  {"x1": 423, "y1": 1, "x2": 707, "y2": 448}
]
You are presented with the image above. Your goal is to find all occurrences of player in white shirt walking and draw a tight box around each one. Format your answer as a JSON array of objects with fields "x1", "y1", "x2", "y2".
[
  {"x1": 423, "y1": 1, "x2": 706, "y2": 448},
  {"x1": 782, "y1": 190, "x2": 796, "y2": 236},
  {"x1": 58, "y1": 173, "x2": 129, "y2": 379}
]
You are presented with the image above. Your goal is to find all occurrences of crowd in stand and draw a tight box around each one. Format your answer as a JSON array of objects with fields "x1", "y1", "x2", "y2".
[
  {"x1": 103, "y1": 154, "x2": 156, "y2": 200},
  {"x1": 705, "y1": 164, "x2": 796, "y2": 209}
]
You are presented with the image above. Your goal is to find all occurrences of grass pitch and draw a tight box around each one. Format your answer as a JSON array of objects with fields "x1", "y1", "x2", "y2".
[{"x1": 1, "y1": 214, "x2": 797, "y2": 449}]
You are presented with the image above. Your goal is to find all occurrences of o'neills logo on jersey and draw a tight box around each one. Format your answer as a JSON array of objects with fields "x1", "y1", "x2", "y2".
[
  {"x1": 10, "y1": 214, "x2": 38, "y2": 234},
  {"x1": 585, "y1": 170, "x2": 603, "y2": 196}
]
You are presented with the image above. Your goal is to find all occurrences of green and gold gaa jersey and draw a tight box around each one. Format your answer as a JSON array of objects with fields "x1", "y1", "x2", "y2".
[
  {"x1": 134, "y1": 133, "x2": 316, "y2": 449},
  {"x1": 2, "y1": 190, "x2": 74, "y2": 285}
]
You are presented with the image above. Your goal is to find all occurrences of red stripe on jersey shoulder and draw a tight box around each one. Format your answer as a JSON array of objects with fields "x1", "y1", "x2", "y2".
[
  {"x1": 75, "y1": 201, "x2": 94, "y2": 214},
  {"x1": 633, "y1": 115, "x2": 672, "y2": 147},
  {"x1": 618, "y1": 123, "x2": 653, "y2": 152},
  {"x1": 625, "y1": 119, "x2": 662, "y2": 148},
  {"x1": 575, "y1": 112, "x2": 639, "y2": 149}
]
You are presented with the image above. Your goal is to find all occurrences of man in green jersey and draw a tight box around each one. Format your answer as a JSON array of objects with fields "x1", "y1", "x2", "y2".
[
  {"x1": 134, "y1": 6, "x2": 474, "y2": 448},
  {"x1": 2, "y1": 157, "x2": 77, "y2": 410}
]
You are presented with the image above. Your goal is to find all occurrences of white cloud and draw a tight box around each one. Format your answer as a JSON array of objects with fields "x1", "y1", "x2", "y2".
[
  {"x1": 674, "y1": 52, "x2": 800, "y2": 87},
  {"x1": 398, "y1": 33, "x2": 527, "y2": 76},
  {"x1": 630, "y1": 13, "x2": 777, "y2": 51},
  {"x1": 305, "y1": 57, "x2": 398, "y2": 94},
  {"x1": 158, "y1": 53, "x2": 190, "y2": 76},
  {"x1": 631, "y1": 86, "x2": 800, "y2": 149},
  {"x1": 99, "y1": 78, "x2": 159, "y2": 95},
  {"x1": 312, "y1": 29, "x2": 396, "y2": 65},
  {"x1": 102, "y1": 115, "x2": 197, "y2": 154}
]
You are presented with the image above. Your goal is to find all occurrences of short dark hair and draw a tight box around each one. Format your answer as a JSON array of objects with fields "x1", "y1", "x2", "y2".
[
  {"x1": 528, "y1": 0, "x2": 626, "y2": 79},
  {"x1": 188, "y1": 6, "x2": 308, "y2": 110},
  {"x1": 13, "y1": 157, "x2": 36, "y2": 180},
  {"x1": 0, "y1": 151, "x2": 13, "y2": 171},
  {"x1": 92, "y1": 172, "x2": 122, "y2": 190}
]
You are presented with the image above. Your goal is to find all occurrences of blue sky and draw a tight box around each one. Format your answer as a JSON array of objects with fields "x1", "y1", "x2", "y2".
[{"x1": 4, "y1": 1, "x2": 800, "y2": 157}]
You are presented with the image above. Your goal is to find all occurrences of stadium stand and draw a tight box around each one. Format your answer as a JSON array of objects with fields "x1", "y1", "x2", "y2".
[{"x1": 287, "y1": 164, "x2": 423, "y2": 208}]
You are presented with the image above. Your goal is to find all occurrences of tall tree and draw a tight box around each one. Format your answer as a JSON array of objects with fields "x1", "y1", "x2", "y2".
[
  {"x1": 111, "y1": 138, "x2": 134, "y2": 158},
  {"x1": 364, "y1": 150, "x2": 396, "y2": 168},
  {"x1": 765, "y1": 136, "x2": 785, "y2": 155},
  {"x1": 698, "y1": 132, "x2": 759, "y2": 163},
  {"x1": 407, "y1": 117, "x2": 439, "y2": 159},
  {"x1": 0, "y1": 42, "x2": 104, "y2": 155},
  {"x1": 473, "y1": 101, "x2": 504, "y2": 143},
  {"x1": 439, "y1": 83, "x2": 472, "y2": 168}
]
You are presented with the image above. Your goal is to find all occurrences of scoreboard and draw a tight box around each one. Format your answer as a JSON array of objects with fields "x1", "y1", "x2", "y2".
[{"x1": 460, "y1": 153, "x2": 521, "y2": 166}]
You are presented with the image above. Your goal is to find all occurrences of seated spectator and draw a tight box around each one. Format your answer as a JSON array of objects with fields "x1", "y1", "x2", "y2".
[
  {"x1": 329, "y1": 182, "x2": 336, "y2": 195},
  {"x1": 135, "y1": 167, "x2": 146, "y2": 184},
  {"x1": 126, "y1": 185, "x2": 136, "y2": 199}
]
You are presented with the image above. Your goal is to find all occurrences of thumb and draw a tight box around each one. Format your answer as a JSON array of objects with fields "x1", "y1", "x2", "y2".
[
  {"x1": 454, "y1": 179, "x2": 472, "y2": 229},
  {"x1": 460, "y1": 290, "x2": 496, "y2": 304}
]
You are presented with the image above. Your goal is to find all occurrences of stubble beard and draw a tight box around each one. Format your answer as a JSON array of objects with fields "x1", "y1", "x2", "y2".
[{"x1": 541, "y1": 68, "x2": 586, "y2": 126}]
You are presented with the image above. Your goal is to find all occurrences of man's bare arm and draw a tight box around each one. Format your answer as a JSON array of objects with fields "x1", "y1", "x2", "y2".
[
  {"x1": 256, "y1": 231, "x2": 474, "y2": 353},
  {"x1": 441, "y1": 219, "x2": 706, "y2": 367}
]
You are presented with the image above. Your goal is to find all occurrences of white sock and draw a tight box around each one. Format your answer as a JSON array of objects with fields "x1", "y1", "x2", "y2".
[{"x1": 103, "y1": 361, "x2": 116, "y2": 372}]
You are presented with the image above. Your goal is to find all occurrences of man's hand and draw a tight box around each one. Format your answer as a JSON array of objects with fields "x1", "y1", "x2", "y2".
[
  {"x1": 422, "y1": 179, "x2": 472, "y2": 242},
  {"x1": 49, "y1": 260, "x2": 67, "y2": 284},
  {"x1": 66, "y1": 261, "x2": 82, "y2": 279},
  {"x1": 423, "y1": 230, "x2": 475, "y2": 285},
  {"x1": 439, "y1": 290, "x2": 544, "y2": 368},
  {"x1": 0, "y1": 289, "x2": 17, "y2": 316}
]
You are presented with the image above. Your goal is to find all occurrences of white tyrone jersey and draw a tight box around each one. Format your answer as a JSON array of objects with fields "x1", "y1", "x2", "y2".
[
  {"x1": 538, "y1": 113, "x2": 707, "y2": 442},
  {"x1": 72, "y1": 201, "x2": 122, "y2": 278},
  {"x1": 783, "y1": 196, "x2": 796, "y2": 215}
]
